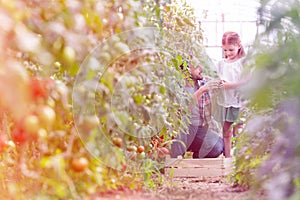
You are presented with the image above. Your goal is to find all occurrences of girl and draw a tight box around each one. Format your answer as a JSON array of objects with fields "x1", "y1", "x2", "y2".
[{"x1": 217, "y1": 31, "x2": 246, "y2": 157}]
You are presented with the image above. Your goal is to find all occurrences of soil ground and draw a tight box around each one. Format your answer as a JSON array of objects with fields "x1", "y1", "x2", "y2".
[{"x1": 100, "y1": 176, "x2": 267, "y2": 200}]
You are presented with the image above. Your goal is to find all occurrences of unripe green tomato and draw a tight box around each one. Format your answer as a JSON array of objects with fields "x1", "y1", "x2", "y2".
[
  {"x1": 38, "y1": 105, "x2": 56, "y2": 128},
  {"x1": 99, "y1": 52, "x2": 111, "y2": 63},
  {"x1": 63, "y1": 46, "x2": 76, "y2": 62},
  {"x1": 23, "y1": 114, "x2": 40, "y2": 134},
  {"x1": 82, "y1": 115, "x2": 99, "y2": 131},
  {"x1": 114, "y1": 42, "x2": 130, "y2": 54},
  {"x1": 38, "y1": 128, "x2": 48, "y2": 139},
  {"x1": 138, "y1": 151, "x2": 146, "y2": 159},
  {"x1": 126, "y1": 145, "x2": 137, "y2": 152}
]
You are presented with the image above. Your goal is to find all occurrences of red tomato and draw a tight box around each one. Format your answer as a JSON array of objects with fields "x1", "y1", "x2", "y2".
[
  {"x1": 12, "y1": 127, "x2": 29, "y2": 144},
  {"x1": 71, "y1": 157, "x2": 89, "y2": 172},
  {"x1": 112, "y1": 137, "x2": 122, "y2": 148},
  {"x1": 137, "y1": 145, "x2": 145, "y2": 153},
  {"x1": 121, "y1": 162, "x2": 127, "y2": 171},
  {"x1": 29, "y1": 77, "x2": 48, "y2": 100},
  {"x1": 0, "y1": 135, "x2": 8, "y2": 153}
]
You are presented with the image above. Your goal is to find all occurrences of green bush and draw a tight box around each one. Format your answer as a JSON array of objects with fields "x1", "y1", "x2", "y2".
[{"x1": 231, "y1": 1, "x2": 300, "y2": 199}]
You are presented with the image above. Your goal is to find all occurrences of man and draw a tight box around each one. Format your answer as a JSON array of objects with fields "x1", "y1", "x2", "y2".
[{"x1": 171, "y1": 60, "x2": 224, "y2": 158}]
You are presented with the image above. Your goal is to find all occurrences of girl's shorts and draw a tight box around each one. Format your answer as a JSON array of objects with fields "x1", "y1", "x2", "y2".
[{"x1": 224, "y1": 107, "x2": 240, "y2": 122}]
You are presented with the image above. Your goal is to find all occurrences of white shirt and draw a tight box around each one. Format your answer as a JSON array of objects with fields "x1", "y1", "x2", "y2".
[{"x1": 216, "y1": 58, "x2": 244, "y2": 108}]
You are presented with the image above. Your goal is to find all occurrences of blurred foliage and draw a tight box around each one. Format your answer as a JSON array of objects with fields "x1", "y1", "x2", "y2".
[
  {"x1": 0, "y1": 0, "x2": 208, "y2": 199},
  {"x1": 231, "y1": 0, "x2": 300, "y2": 199}
]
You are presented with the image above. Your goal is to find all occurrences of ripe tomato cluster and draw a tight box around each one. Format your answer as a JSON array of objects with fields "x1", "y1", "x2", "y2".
[
  {"x1": 111, "y1": 135, "x2": 170, "y2": 162},
  {"x1": 112, "y1": 136, "x2": 147, "y2": 161},
  {"x1": 148, "y1": 135, "x2": 170, "y2": 160},
  {"x1": 29, "y1": 77, "x2": 55, "y2": 102},
  {"x1": 8, "y1": 76, "x2": 61, "y2": 145},
  {"x1": 3, "y1": 76, "x2": 92, "y2": 173},
  {"x1": 12, "y1": 105, "x2": 56, "y2": 144}
]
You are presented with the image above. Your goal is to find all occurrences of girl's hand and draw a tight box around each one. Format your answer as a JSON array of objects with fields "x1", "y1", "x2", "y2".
[
  {"x1": 206, "y1": 79, "x2": 223, "y2": 90},
  {"x1": 218, "y1": 79, "x2": 226, "y2": 88}
]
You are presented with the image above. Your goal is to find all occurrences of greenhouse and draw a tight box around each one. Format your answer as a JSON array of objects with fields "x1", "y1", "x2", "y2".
[{"x1": 0, "y1": 0, "x2": 299, "y2": 199}]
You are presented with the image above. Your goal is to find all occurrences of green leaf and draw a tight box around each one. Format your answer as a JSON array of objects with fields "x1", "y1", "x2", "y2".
[
  {"x1": 169, "y1": 167, "x2": 174, "y2": 182},
  {"x1": 133, "y1": 93, "x2": 144, "y2": 105},
  {"x1": 69, "y1": 62, "x2": 79, "y2": 76}
]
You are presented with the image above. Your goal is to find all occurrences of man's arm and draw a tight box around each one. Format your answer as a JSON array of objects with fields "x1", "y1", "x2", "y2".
[{"x1": 193, "y1": 85, "x2": 209, "y2": 103}]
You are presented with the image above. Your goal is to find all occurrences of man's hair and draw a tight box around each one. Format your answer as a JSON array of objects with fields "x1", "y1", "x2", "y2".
[
  {"x1": 180, "y1": 57, "x2": 200, "y2": 71},
  {"x1": 179, "y1": 59, "x2": 190, "y2": 71}
]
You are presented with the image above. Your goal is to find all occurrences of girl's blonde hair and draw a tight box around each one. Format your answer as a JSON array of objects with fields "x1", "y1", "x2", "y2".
[{"x1": 222, "y1": 31, "x2": 245, "y2": 59}]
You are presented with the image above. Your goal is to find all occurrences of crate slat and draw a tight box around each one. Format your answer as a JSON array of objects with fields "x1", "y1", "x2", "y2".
[
  {"x1": 165, "y1": 166, "x2": 233, "y2": 177},
  {"x1": 165, "y1": 157, "x2": 225, "y2": 168},
  {"x1": 164, "y1": 156, "x2": 234, "y2": 178}
]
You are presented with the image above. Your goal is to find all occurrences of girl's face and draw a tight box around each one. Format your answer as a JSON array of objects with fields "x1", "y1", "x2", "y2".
[{"x1": 222, "y1": 44, "x2": 240, "y2": 61}]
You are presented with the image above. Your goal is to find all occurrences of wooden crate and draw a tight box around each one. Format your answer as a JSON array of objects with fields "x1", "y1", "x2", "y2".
[{"x1": 164, "y1": 156, "x2": 234, "y2": 178}]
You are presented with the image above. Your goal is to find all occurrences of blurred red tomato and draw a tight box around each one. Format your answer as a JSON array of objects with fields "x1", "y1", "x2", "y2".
[
  {"x1": 112, "y1": 137, "x2": 122, "y2": 148},
  {"x1": 12, "y1": 127, "x2": 30, "y2": 144},
  {"x1": 29, "y1": 77, "x2": 48, "y2": 100},
  {"x1": 71, "y1": 157, "x2": 89, "y2": 172},
  {"x1": 0, "y1": 135, "x2": 8, "y2": 153},
  {"x1": 29, "y1": 77, "x2": 54, "y2": 101},
  {"x1": 137, "y1": 145, "x2": 145, "y2": 153}
]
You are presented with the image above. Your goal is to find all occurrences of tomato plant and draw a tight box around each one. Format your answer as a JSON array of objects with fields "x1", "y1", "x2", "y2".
[
  {"x1": 0, "y1": 0, "x2": 203, "y2": 199},
  {"x1": 229, "y1": 1, "x2": 300, "y2": 199}
]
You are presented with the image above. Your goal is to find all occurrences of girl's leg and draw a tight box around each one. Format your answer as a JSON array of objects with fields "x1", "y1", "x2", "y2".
[
  {"x1": 223, "y1": 121, "x2": 233, "y2": 157},
  {"x1": 233, "y1": 122, "x2": 243, "y2": 137}
]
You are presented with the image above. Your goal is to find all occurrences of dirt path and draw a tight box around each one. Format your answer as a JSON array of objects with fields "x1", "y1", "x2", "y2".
[{"x1": 100, "y1": 177, "x2": 266, "y2": 200}]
